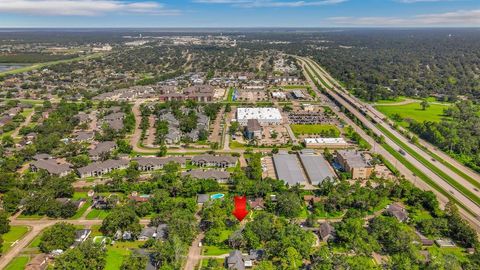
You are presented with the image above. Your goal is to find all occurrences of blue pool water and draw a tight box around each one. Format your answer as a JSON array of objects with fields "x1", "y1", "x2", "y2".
[{"x1": 210, "y1": 193, "x2": 225, "y2": 199}]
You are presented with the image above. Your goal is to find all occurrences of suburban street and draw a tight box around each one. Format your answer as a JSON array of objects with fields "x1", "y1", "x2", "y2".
[{"x1": 0, "y1": 216, "x2": 151, "y2": 269}]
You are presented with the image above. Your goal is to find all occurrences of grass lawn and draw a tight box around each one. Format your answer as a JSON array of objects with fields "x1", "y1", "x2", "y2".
[
  {"x1": 28, "y1": 232, "x2": 43, "y2": 248},
  {"x1": 375, "y1": 102, "x2": 450, "y2": 126},
  {"x1": 105, "y1": 242, "x2": 141, "y2": 270},
  {"x1": 4, "y1": 256, "x2": 30, "y2": 270},
  {"x1": 227, "y1": 88, "x2": 234, "y2": 101},
  {"x1": 73, "y1": 191, "x2": 88, "y2": 200},
  {"x1": 20, "y1": 108, "x2": 33, "y2": 118},
  {"x1": 290, "y1": 124, "x2": 340, "y2": 137},
  {"x1": 427, "y1": 246, "x2": 469, "y2": 264},
  {"x1": 201, "y1": 258, "x2": 224, "y2": 267},
  {"x1": 2, "y1": 226, "x2": 30, "y2": 253},
  {"x1": 229, "y1": 140, "x2": 245, "y2": 149},
  {"x1": 86, "y1": 209, "x2": 110, "y2": 220},
  {"x1": 409, "y1": 208, "x2": 433, "y2": 223},
  {"x1": 202, "y1": 245, "x2": 232, "y2": 256},
  {"x1": 70, "y1": 201, "x2": 92, "y2": 219},
  {"x1": 370, "y1": 198, "x2": 392, "y2": 214}
]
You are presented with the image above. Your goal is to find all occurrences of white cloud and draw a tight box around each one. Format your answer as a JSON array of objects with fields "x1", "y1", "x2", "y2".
[
  {"x1": 327, "y1": 9, "x2": 480, "y2": 26},
  {"x1": 193, "y1": 0, "x2": 347, "y2": 8},
  {"x1": 0, "y1": 0, "x2": 180, "y2": 16},
  {"x1": 396, "y1": 0, "x2": 453, "y2": 3}
]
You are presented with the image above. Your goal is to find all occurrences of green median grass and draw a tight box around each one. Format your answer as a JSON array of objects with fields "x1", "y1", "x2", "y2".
[
  {"x1": 2, "y1": 226, "x2": 30, "y2": 253},
  {"x1": 380, "y1": 141, "x2": 475, "y2": 216},
  {"x1": 4, "y1": 256, "x2": 30, "y2": 270},
  {"x1": 418, "y1": 145, "x2": 480, "y2": 190},
  {"x1": 377, "y1": 124, "x2": 480, "y2": 207}
]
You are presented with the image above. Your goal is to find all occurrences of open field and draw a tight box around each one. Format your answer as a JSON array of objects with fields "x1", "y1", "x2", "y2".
[
  {"x1": 2, "y1": 226, "x2": 30, "y2": 253},
  {"x1": 375, "y1": 102, "x2": 450, "y2": 126},
  {"x1": 290, "y1": 124, "x2": 340, "y2": 137},
  {"x1": 0, "y1": 53, "x2": 104, "y2": 77}
]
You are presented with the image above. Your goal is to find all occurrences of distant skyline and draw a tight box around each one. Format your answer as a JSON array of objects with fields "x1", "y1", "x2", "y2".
[{"x1": 0, "y1": 0, "x2": 479, "y2": 28}]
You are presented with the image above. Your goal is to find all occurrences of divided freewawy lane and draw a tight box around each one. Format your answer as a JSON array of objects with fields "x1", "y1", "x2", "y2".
[
  {"x1": 311, "y1": 57, "x2": 480, "y2": 186},
  {"x1": 297, "y1": 56, "x2": 480, "y2": 231},
  {"x1": 302, "y1": 56, "x2": 480, "y2": 205}
]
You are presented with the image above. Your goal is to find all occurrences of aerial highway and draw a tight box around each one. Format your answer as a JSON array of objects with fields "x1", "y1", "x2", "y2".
[
  {"x1": 300, "y1": 57, "x2": 480, "y2": 207},
  {"x1": 297, "y1": 56, "x2": 480, "y2": 231}
]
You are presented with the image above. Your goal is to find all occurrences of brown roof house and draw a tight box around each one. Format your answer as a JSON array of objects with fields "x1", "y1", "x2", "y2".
[
  {"x1": 385, "y1": 202, "x2": 409, "y2": 222},
  {"x1": 248, "y1": 198, "x2": 265, "y2": 210},
  {"x1": 319, "y1": 222, "x2": 335, "y2": 242}
]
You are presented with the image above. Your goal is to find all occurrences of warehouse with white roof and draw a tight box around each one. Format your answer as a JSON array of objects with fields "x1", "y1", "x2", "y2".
[{"x1": 236, "y1": 107, "x2": 282, "y2": 126}]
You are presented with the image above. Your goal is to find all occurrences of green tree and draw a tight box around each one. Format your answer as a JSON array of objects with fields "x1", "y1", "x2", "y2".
[
  {"x1": 100, "y1": 206, "x2": 141, "y2": 238},
  {"x1": 420, "y1": 100, "x2": 430, "y2": 111},
  {"x1": 275, "y1": 192, "x2": 303, "y2": 218},
  {"x1": 39, "y1": 222, "x2": 76, "y2": 253},
  {"x1": 121, "y1": 253, "x2": 147, "y2": 270},
  {"x1": 54, "y1": 240, "x2": 106, "y2": 270},
  {"x1": 0, "y1": 211, "x2": 10, "y2": 234}
]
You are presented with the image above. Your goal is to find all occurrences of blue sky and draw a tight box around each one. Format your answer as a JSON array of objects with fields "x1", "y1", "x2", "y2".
[{"x1": 0, "y1": 0, "x2": 478, "y2": 27}]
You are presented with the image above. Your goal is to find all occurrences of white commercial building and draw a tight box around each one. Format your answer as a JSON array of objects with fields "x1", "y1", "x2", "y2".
[
  {"x1": 304, "y1": 137, "x2": 349, "y2": 148},
  {"x1": 236, "y1": 107, "x2": 282, "y2": 126}
]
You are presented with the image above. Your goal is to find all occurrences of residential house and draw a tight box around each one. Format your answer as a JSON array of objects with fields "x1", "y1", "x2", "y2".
[
  {"x1": 226, "y1": 250, "x2": 246, "y2": 270},
  {"x1": 385, "y1": 202, "x2": 409, "y2": 222},
  {"x1": 77, "y1": 159, "x2": 129, "y2": 178},
  {"x1": 182, "y1": 169, "x2": 231, "y2": 183},
  {"x1": 197, "y1": 194, "x2": 210, "y2": 204},
  {"x1": 92, "y1": 196, "x2": 109, "y2": 209},
  {"x1": 133, "y1": 156, "x2": 187, "y2": 171},
  {"x1": 138, "y1": 224, "x2": 168, "y2": 241},
  {"x1": 30, "y1": 159, "x2": 73, "y2": 177},
  {"x1": 319, "y1": 222, "x2": 335, "y2": 242},
  {"x1": 191, "y1": 155, "x2": 238, "y2": 168},
  {"x1": 248, "y1": 198, "x2": 265, "y2": 210},
  {"x1": 88, "y1": 141, "x2": 116, "y2": 161},
  {"x1": 72, "y1": 131, "x2": 95, "y2": 142},
  {"x1": 415, "y1": 231, "x2": 434, "y2": 246}
]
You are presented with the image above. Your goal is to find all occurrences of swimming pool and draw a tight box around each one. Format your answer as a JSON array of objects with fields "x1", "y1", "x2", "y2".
[{"x1": 210, "y1": 193, "x2": 225, "y2": 199}]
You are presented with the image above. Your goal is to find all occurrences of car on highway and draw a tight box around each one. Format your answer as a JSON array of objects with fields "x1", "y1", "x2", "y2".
[{"x1": 398, "y1": 149, "x2": 406, "y2": 156}]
